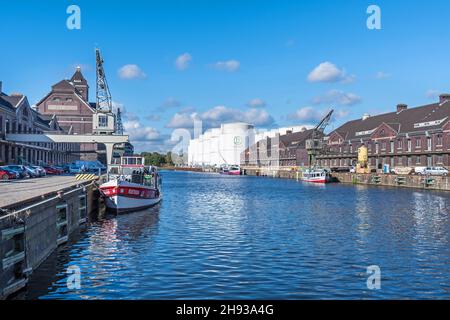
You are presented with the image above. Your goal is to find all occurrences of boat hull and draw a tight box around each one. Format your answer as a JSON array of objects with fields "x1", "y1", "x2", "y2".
[
  {"x1": 302, "y1": 178, "x2": 328, "y2": 183},
  {"x1": 100, "y1": 180, "x2": 162, "y2": 213},
  {"x1": 220, "y1": 170, "x2": 241, "y2": 175},
  {"x1": 104, "y1": 195, "x2": 162, "y2": 213}
]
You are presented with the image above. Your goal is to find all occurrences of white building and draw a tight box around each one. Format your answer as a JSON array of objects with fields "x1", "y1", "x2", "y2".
[{"x1": 188, "y1": 122, "x2": 310, "y2": 167}]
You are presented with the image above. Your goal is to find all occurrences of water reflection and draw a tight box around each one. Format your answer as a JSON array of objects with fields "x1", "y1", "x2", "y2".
[{"x1": 16, "y1": 172, "x2": 450, "y2": 299}]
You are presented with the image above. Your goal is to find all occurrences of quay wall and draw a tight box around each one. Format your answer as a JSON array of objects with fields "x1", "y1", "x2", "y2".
[
  {"x1": 0, "y1": 181, "x2": 102, "y2": 299},
  {"x1": 242, "y1": 167, "x2": 450, "y2": 191}
]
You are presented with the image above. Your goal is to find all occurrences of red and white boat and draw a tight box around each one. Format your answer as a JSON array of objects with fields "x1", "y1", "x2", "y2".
[
  {"x1": 301, "y1": 168, "x2": 332, "y2": 184},
  {"x1": 220, "y1": 165, "x2": 241, "y2": 175},
  {"x1": 99, "y1": 155, "x2": 162, "y2": 213}
]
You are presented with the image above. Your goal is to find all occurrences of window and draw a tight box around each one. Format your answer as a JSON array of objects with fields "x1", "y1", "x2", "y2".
[
  {"x1": 427, "y1": 137, "x2": 432, "y2": 151},
  {"x1": 407, "y1": 156, "x2": 412, "y2": 166},
  {"x1": 398, "y1": 157, "x2": 403, "y2": 166},
  {"x1": 0, "y1": 116, "x2": 3, "y2": 132},
  {"x1": 437, "y1": 155, "x2": 443, "y2": 164},
  {"x1": 375, "y1": 143, "x2": 379, "y2": 154},
  {"x1": 390, "y1": 141, "x2": 394, "y2": 153},
  {"x1": 415, "y1": 138, "x2": 421, "y2": 148},
  {"x1": 407, "y1": 140, "x2": 412, "y2": 152},
  {"x1": 53, "y1": 97, "x2": 61, "y2": 102},
  {"x1": 350, "y1": 145, "x2": 353, "y2": 153},
  {"x1": 416, "y1": 156, "x2": 421, "y2": 164},
  {"x1": 398, "y1": 139, "x2": 403, "y2": 149},
  {"x1": 98, "y1": 115, "x2": 109, "y2": 128},
  {"x1": 436, "y1": 135, "x2": 443, "y2": 146}
]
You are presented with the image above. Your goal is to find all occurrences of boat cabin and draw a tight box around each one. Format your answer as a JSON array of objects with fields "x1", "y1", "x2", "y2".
[{"x1": 108, "y1": 156, "x2": 160, "y2": 188}]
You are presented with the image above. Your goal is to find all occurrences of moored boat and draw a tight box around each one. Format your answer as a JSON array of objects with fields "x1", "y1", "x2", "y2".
[
  {"x1": 301, "y1": 168, "x2": 332, "y2": 183},
  {"x1": 99, "y1": 155, "x2": 162, "y2": 213},
  {"x1": 220, "y1": 165, "x2": 241, "y2": 175}
]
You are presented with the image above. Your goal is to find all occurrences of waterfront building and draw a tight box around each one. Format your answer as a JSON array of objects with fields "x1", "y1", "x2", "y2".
[
  {"x1": 0, "y1": 81, "x2": 78, "y2": 165},
  {"x1": 316, "y1": 96, "x2": 450, "y2": 169},
  {"x1": 240, "y1": 127, "x2": 318, "y2": 168},
  {"x1": 187, "y1": 123, "x2": 311, "y2": 167},
  {"x1": 35, "y1": 67, "x2": 104, "y2": 163}
]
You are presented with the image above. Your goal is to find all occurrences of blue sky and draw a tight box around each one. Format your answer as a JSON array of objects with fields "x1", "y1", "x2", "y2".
[{"x1": 1, "y1": 0, "x2": 450, "y2": 152}]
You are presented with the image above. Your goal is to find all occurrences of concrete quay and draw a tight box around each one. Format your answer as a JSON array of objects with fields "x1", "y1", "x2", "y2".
[
  {"x1": 242, "y1": 167, "x2": 450, "y2": 191},
  {"x1": 0, "y1": 175, "x2": 104, "y2": 299}
]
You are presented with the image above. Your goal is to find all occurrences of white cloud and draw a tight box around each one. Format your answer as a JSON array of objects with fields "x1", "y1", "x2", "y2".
[
  {"x1": 161, "y1": 97, "x2": 181, "y2": 109},
  {"x1": 146, "y1": 114, "x2": 161, "y2": 121},
  {"x1": 118, "y1": 64, "x2": 146, "y2": 80},
  {"x1": 288, "y1": 107, "x2": 349, "y2": 123},
  {"x1": 166, "y1": 105, "x2": 274, "y2": 129},
  {"x1": 175, "y1": 53, "x2": 192, "y2": 71},
  {"x1": 426, "y1": 89, "x2": 440, "y2": 100},
  {"x1": 375, "y1": 71, "x2": 391, "y2": 79},
  {"x1": 307, "y1": 62, "x2": 354, "y2": 83},
  {"x1": 124, "y1": 120, "x2": 160, "y2": 141},
  {"x1": 247, "y1": 98, "x2": 266, "y2": 108},
  {"x1": 213, "y1": 60, "x2": 240, "y2": 72},
  {"x1": 312, "y1": 90, "x2": 362, "y2": 106},
  {"x1": 288, "y1": 107, "x2": 324, "y2": 123}
]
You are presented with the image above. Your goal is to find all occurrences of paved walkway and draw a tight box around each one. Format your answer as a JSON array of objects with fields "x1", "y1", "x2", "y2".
[{"x1": 0, "y1": 175, "x2": 95, "y2": 209}]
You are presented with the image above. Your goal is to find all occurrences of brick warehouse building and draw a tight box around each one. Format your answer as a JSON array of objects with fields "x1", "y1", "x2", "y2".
[
  {"x1": 0, "y1": 82, "x2": 78, "y2": 165},
  {"x1": 36, "y1": 67, "x2": 106, "y2": 163},
  {"x1": 316, "y1": 95, "x2": 450, "y2": 169},
  {"x1": 241, "y1": 128, "x2": 320, "y2": 168}
]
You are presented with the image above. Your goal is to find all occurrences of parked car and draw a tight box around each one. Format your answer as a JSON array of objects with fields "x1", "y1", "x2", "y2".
[
  {"x1": 43, "y1": 166, "x2": 63, "y2": 175},
  {"x1": 414, "y1": 166, "x2": 427, "y2": 175},
  {"x1": 0, "y1": 167, "x2": 20, "y2": 179},
  {"x1": 420, "y1": 167, "x2": 449, "y2": 176},
  {"x1": 62, "y1": 164, "x2": 71, "y2": 173},
  {"x1": 53, "y1": 166, "x2": 65, "y2": 173},
  {"x1": 69, "y1": 164, "x2": 82, "y2": 174},
  {"x1": 0, "y1": 169, "x2": 14, "y2": 180},
  {"x1": 25, "y1": 166, "x2": 40, "y2": 178},
  {"x1": 5, "y1": 165, "x2": 30, "y2": 179},
  {"x1": 31, "y1": 165, "x2": 46, "y2": 177}
]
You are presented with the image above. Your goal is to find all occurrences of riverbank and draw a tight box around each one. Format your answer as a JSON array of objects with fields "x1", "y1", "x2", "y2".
[{"x1": 242, "y1": 167, "x2": 450, "y2": 191}]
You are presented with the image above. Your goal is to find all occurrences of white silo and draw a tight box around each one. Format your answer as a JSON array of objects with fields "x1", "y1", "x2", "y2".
[{"x1": 219, "y1": 122, "x2": 254, "y2": 166}]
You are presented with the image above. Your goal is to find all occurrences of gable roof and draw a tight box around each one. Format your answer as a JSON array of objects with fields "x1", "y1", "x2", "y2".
[
  {"x1": 70, "y1": 67, "x2": 88, "y2": 86},
  {"x1": 331, "y1": 101, "x2": 450, "y2": 141}
]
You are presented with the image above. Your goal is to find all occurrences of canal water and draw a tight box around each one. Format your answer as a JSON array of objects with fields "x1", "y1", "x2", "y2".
[{"x1": 18, "y1": 171, "x2": 450, "y2": 299}]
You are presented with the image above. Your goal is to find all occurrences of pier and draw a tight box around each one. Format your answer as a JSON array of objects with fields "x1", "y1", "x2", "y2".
[
  {"x1": 241, "y1": 167, "x2": 450, "y2": 191},
  {"x1": 0, "y1": 175, "x2": 104, "y2": 299}
]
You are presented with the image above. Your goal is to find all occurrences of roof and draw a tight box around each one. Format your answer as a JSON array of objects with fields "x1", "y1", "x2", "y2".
[
  {"x1": 0, "y1": 94, "x2": 24, "y2": 108},
  {"x1": 70, "y1": 67, "x2": 88, "y2": 86},
  {"x1": 36, "y1": 68, "x2": 94, "y2": 107},
  {"x1": 279, "y1": 129, "x2": 315, "y2": 147},
  {"x1": 332, "y1": 101, "x2": 450, "y2": 141}
]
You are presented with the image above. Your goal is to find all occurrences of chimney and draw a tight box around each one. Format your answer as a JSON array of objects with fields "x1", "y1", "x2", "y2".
[
  {"x1": 362, "y1": 113, "x2": 370, "y2": 120},
  {"x1": 397, "y1": 104, "x2": 408, "y2": 113},
  {"x1": 286, "y1": 130, "x2": 293, "y2": 135},
  {"x1": 439, "y1": 94, "x2": 450, "y2": 104}
]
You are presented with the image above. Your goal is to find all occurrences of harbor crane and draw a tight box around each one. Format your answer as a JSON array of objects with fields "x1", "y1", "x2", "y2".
[
  {"x1": 305, "y1": 109, "x2": 334, "y2": 168},
  {"x1": 93, "y1": 48, "x2": 116, "y2": 135}
]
